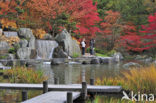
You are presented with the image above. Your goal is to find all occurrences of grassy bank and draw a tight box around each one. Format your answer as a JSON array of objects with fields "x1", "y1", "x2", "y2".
[
  {"x1": 0, "y1": 66, "x2": 48, "y2": 102},
  {"x1": 96, "y1": 65, "x2": 156, "y2": 93},
  {"x1": 3, "y1": 66, "x2": 48, "y2": 83}
]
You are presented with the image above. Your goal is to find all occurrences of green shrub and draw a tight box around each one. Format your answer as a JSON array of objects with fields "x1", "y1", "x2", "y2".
[
  {"x1": 0, "y1": 54, "x2": 8, "y2": 59},
  {"x1": 106, "y1": 49, "x2": 116, "y2": 56},
  {"x1": 8, "y1": 48, "x2": 16, "y2": 54},
  {"x1": 72, "y1": 53, "x2": 80, "y2": 58},
  {"x1": 94, "y1": 48, "x2": 106, "y2": 54}
]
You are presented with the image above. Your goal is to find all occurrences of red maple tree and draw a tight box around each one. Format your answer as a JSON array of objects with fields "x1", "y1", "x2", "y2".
[
  {"x1": 120, "y1": 13, "x2": 156, "y2": 53},
  {"x1": 99, "y1": 10, "x2": 122, "y2": 50},
  {"x1": 141, "y1": 13, "x2": 156, "y2": 50},
  {"x1": 26, "y1": 0, "x2": 101, "y2": 38}
]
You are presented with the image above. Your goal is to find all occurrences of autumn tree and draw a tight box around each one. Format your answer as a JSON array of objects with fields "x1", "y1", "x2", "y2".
[
  {"x1": 120, "y1": 13, "x2": 156, "y2": 56},
  {"x1": 26, "y1": 0, "x2": 101, "y2": 38},
  {"x1": 97, "y1": 10, "x2": 122, "y2": 50},
  {"x1": 141, "y1": 13, "x2": 156, "y2": 57}
]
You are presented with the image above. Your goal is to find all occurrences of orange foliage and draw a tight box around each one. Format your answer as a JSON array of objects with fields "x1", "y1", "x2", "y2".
[
  {"x1": 0, "y1": 35, "x2": 20, "y2": 46},
  {"x1": 33, "y1": 29, "x2": 46, "y2": 39},
  {"x1": 72, "y1": 36, "x2": 80, "y2": 45},
  {"x1": 0, "y1": 19, "x2": 17, "y2": 29}
]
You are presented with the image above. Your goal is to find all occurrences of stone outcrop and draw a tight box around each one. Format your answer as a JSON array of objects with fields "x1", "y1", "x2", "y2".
[
  {"x1": 0, "y1": 41, "x2": 10, "y2": 50},
  {"x1": 18, "y1": 28, "x2": 35, "y2": 39},
  {"x1": 53, "y1": 46, "x2": 68, "y2": 58},
  {"x1": 17, "y1": 47, "x2": 32, "y2": 59},
  {"x1": 113, "y1": 52, "x2": 124, "y2": 62},
  {"x1": 123, "y1": 62, "x2": 141, "y2": 69},
  {"x1": 99, "y1": 57, "x2": 110, "y2": 64},
  {"x1": 43, "y1": 33, "x2": 54, "y2": 40},
  {"x1": 19, "y1": 39, "x2": 28, "y2": 48},
  {"x1": 90, "y1": 58, "x2": 100, "y2": 64},
  {"x1": 55, "y1": 29, "x2": 81, "y2": 57},
  {"x1": 29, "y1": 37, "x2": 35, "y2": 49}
]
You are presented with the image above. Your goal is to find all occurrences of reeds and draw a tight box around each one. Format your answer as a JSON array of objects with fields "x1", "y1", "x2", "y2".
[
  {"x1": 96, "y1": 65, "x2": 156, "y2": 93},
  {"x1": 3, "y1": 66, "x2": 48, "y2": 83}
]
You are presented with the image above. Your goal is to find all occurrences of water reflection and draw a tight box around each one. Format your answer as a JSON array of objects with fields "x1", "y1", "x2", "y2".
[{"x1": 34, "y1": 63, "x2": 123, "y2": 84}]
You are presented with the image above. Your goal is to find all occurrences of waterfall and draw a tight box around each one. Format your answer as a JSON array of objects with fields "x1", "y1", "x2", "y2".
[{"x1": 36, "y1": 40, "x2": 58, "y2": 59}]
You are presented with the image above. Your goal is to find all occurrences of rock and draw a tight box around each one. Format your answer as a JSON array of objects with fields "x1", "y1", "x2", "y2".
[
  {"x1": 0, "y1": 29, "x2": 2, "y2": 36},
  {"x1": 53, "y1": 46, "x2": 68, "y2": 58},
  {"x1": 0, "y1": 41, "x2": 10, "y2": 50},
  {"x1": 113, "y1": 52, "x2": 124, "y2": 62},
  {"x1": 7, "y1": 54, "x2": 15, "y2": 60},
  {"x1": 3, "y1": 32, "x2": 18, "y2": 37},
  {"x1": 135, "y1": 55, "x2": 146, "y2": 60},
  {"x1": 82, "y1": 59, "x2": 91, "y2": 64},
  {"x1": 30, "y1": 49, "x2": 37, "y2": 59},
  {"x1": 0, "y1": 62, "x2": 3, "y2": 66},
  {"x1": 55, "y1": 29, "x2": 81, "y2": 57},
  {"x1": 82, "y1": 61, "x2": 90, "y2": 64},
  {"x1": 17, "y1": 47, "x2": 31, "y2": 59},
  {"x1": 19, "y1": 39, "x2": 28, "y2": 48},
  {"x1": 144, "y1": 57, "x2": 153, "y2": 63},
  {"x1": 90, "y1": 58, "x2": 100, "y2": 64},
  {"x1": 28, "y1": 38, "x2": 35, "y2": 49},
  {"x1": 0, "y1": 54, "x2": 15, "y2": 60},
  {"x1": 99, "y1": 57, "x2": 110, "y2": 64},
  {"x1": 0, "y1": 62, "x2": 11, "y2": 69},
  {"x1": 51, "y1": 58, "x2": 69, "y2": 65},
  {"x1": 18, "y1": 28, "x2": 35, "y2": 39},
  {"x1": 0, "y1": 60, "x2": 14, "y2": 66},
  {"x1": 123, "y1": 62, "x2": 141, "y2": 69},
  {"x1": 43, "y1": 33, "x2": 54, "y2": 40}
]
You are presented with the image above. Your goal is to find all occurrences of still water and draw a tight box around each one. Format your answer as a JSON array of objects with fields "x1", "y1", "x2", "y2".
[
  {"x1": 35, "y1": 63, "x2": 122, "y2": 84},
  {"x1": 0, "y1": 63, "x2": 125, "y2": 103},
  {"x1": 34, "y1": 63, "x2": 124, "y2": 103}
]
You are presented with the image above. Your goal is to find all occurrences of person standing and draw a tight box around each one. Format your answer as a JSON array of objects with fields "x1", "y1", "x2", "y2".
[
  {"x1": 90, "y1": 39, "x2": 95, "y2": 55},
  {"x1": 81, "y1": 38, "x2": 86, "y2": 55}
]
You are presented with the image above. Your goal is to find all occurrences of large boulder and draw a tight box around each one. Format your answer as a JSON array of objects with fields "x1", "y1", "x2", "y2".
[
  {"x1": 19, "y1": 39, "x2": 28, "y2": 48},
  {"x1": 113, "y1": 52, "x2": 124, "y2": 62},
  {"x1": 43, "y1": 33, "x2": 54, "y2": 40},
  {"x1": 28, "y1": 38, "x2": 35, "y2": 49},
  {"x1": 55, "y1": 29, "x2": 81, "y2": 57},
  {"x1": 0, "y1": 41, "x2": 10, "y2": 50},
  {"x1": 17, "y1": 47, "x2": 32, "y2": 59},
  {"x1": 53, "y1": 46, "x2": 68, "y2": 58},
  {"x1": 18, "y1": 28, "x2": 35, "y2": 39},
  {"x1": 123, "y1": 62, "x2": 141, "y2": 69},
  {"x1": 90, "y1": 58, "x2": 100, "y2": 64},
  {"x1": 144, "y1": 57, "x2": 153, "y2": 63},
  {"x1": 18, "y1": 28, "x2": 36, "y2": 49},
  {"x1": 99, "y1": 57, "x2": 110, "y2": 64}
]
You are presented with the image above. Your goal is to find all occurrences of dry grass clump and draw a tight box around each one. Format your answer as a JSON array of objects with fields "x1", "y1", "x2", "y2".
[
  {"x1": 96, "y1": 65, "x2": 156, "y2": 93},
  {"x1": 3, "y1": 66, "x2": 48, "y2": 83}
]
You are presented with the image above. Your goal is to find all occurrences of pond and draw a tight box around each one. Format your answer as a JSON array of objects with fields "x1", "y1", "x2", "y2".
[
  {"x1": 0, "y1": 61, "x2": 143, "y2": 103},
  {"x1": 34, "y1": 62, "x2": 125, "y2": 103},
  {"x1": 35, "y1": 62, "x2": 123, "y2": 84}
]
